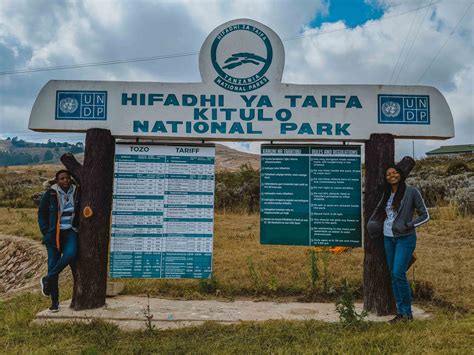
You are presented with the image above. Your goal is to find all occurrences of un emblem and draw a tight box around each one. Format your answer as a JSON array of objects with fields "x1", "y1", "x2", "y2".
[
  {"x1": 211, "y1": 23, "x2": 273, "y2": 92},
  {"x1": 381, "y1": 101, "x2": 401, "y2": 117},
  {"x1": 59, "y1": 97, "x2": 79, "y2": 114}
]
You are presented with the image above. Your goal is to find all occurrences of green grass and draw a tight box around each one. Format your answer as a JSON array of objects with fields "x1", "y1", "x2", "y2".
[
  {"x1": 1, "y1": 293, "x2": 473, "y2": 353},
  {"x1": 0, "y1": 165, "x2": 55, "y2": 208},
  {"x1": 1, "y1": 208, "x2": 473, "y2": 352},
  {"x1": 1, "y1": 208, "x2": 473, "y2": 310},
  {"x1": 0, "y1": 208, "x2": 474, "y2": 354},
  {"x1": 1, "y1": 157, "x2": 473, "y2": 351},
  {"x1": 0, "y1": 207, "x2": 41, "y2": 240}
]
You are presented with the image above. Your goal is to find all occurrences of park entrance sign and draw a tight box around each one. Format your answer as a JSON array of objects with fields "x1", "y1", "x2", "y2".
[
  {"x1": 28, "y1": 18, "x2": 455, "y2": 312},
  {"x1": 29, "y1": 19, "x2": 454, "y2": 141}
]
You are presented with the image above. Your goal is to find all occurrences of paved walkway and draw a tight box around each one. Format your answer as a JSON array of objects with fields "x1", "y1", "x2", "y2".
[{"x1": 33, "y1": 296, "x2": 430, "y2": 330}]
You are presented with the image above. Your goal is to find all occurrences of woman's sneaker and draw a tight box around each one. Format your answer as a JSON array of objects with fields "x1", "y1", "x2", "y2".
[
  {"x1": 49, "y1": 303, "x2": 60, "y2": 313},
  {"x1": 388, "y1": 314, "x2": 404, "y2": 324},
  {"x1": 389, "y1": 314, "x2": 413, "y2": 323},
  {"x1": 40, "y1": 276, "x2": 51, "y2": 297}
]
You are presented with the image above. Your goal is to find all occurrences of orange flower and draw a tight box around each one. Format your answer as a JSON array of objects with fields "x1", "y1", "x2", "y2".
[
  {"x1": 328, "y1": 246, "x2": 352, "y2": 254},
  {"x1": 305, "y1": 246, "x2": 353, "y2": 254}
]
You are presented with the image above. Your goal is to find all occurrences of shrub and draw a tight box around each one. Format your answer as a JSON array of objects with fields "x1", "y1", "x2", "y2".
[
  {"x1": 198, "y1": 275, "x2": 220, "y2": 294},
  {"x1": 446, "y1": 161, "x2": 469, "y2": 176},
  {"x1": 215, "y1": 164, "x2": 260, "y2": 214},
  {"x1": 407, "y1": 168, "x2": 474, "y2": 214},
  {"x1": 451, "y1": 187, "x2": 474, "y2": 215},
  {"x1": 411, "y1": 280, "x2": 435, "y2": 301},
  {"x1": 335, "y1": 279, "x2": 368, "y2": 327}
]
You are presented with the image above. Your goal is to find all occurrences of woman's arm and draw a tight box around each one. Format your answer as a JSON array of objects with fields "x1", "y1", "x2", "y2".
[{"x1": 407, "y1": 189, "x2": 430, "y2": 228}]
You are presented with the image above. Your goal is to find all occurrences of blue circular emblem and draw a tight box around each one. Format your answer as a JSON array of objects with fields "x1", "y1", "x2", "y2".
[
  {"x1": 59, "y1": 97, "x2": 79, "y2": 114},
  {"x1": 211, "y1": 24, "x2": 273, "y2": 92},
  {"x1": 382, "y1": 101, "x2": 401, "y2": 117}
]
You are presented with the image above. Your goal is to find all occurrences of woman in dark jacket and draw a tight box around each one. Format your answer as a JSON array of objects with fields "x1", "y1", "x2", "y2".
[{"x1": 367, "y1": 163, "x2": 429, "y2": 322}]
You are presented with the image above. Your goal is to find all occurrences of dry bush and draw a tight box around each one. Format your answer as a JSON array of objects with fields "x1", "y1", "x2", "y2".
[
  {"x1": 215, "y1": 164, "x2": 260, "y2": 214},
  {"x1": 446, "y1": 161, "x2": 470, "y2": 175},
  {"x1": 407, "y1": 156, "x2": 474, "y2": 214},
  {"x1": 0, "y1": 166, "x2": 59, "y2": 208},
  {"x1": 429, "y1": 204, "x2": 462, "y2": 221}
]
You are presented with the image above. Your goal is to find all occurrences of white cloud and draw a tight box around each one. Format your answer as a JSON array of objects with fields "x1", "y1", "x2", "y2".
[
  {"x1": 0, "y1": 104, "x2": 33, "y2": 132},
  {"x1": 0, "y1": 0, "x2": 472, "y2": 159},
  {"x1": 183, "y1": 0, "x2": 325, "y2": 38},
  {"x1": 223, "y1": 141, "x2": 263, "y2": 155},
  {"x1": 281, "y1": 0, "x2": 473, "y2": 157},
  {"x1": 82, "y1": 0, "x2": 124, "y2": 27}
]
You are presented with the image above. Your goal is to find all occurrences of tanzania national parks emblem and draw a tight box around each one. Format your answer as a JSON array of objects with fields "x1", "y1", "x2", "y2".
[{"x1": 211, "y1": 23, "x2": 273, "y2": 92}]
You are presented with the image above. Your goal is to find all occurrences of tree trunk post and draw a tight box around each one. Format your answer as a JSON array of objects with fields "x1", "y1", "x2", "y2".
[
  {"x1": 363, "y1": 133, "x2": 396, "y2": 315},
  {"x1": 62, "y1": 128, "x2": 115, "y2": 310}
]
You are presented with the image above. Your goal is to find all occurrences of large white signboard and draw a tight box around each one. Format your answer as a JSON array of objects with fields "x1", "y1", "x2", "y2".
[
  {"x1": 110, "y1": 143, "x2": 215, "y2": 279},
  {"x1": 29, "y1": 19, "x2": 454, "y2": 141}
]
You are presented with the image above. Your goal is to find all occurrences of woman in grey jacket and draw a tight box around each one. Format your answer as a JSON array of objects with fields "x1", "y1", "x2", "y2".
[{"x1": 367, "y1": 163, "x2": 429, "y2": 322}]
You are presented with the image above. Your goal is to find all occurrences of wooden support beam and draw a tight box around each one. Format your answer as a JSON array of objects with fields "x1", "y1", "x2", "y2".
[
  {"x1": 61, "y1": 128, "x2": 115, "y2": 310},
  {"x1": 363, "y1": 133, "x2": 396, "y2": 315},
  {"x1": 60, "y1": 153, "x2": 83, "y2": 184}
]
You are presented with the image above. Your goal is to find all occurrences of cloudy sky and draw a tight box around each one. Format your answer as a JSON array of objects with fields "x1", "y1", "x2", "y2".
[{"x1": 0, "y1": 0, "x2": 472, "y2": 158}]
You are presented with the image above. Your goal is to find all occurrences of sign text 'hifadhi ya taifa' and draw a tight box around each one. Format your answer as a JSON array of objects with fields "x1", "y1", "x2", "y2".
[{"x1": 29, "y1": 19, "x2": 454, "y2": 141}]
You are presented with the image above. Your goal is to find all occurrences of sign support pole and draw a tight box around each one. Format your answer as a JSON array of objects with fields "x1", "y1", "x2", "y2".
[
  {"x1": 61, "y1": 128, "x2": 115, "y2": 310},
  {"x1": 363, "y1": 133, "x2": 396, "y2": 315}
]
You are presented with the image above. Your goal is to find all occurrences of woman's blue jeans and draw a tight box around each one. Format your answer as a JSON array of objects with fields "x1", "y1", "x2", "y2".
[
  {"x1": 384, "y1": 234, "x2": 416, "y2": 316},
  {"x1": 46, "y1": 229, "x2": 78, "y2": 305}
]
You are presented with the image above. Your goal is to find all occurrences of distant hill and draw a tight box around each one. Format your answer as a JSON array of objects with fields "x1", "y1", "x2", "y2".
[
  {"x1": 215, "y1": 144, "x2": 259, "y2": 171},
  {"x1": 0, "y1": 138, "x2": 84, "y2": 166},
  {"x1": 0, "y1": 138, "x2": 258, "y2": 171}
]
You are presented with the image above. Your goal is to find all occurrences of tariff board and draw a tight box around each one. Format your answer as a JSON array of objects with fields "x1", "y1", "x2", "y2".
[
  {"x1": 260, "y1": 144, "x2": 362, "y2": 247},
  {"x1": 110, "y1": 143, "x2": 215, "y2": 279}
]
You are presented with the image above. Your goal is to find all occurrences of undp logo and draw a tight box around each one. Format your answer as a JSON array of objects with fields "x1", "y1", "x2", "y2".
[
  {"x1": 211, "y1": 23, "x2": 273, "y2": 92},
  {"x1": 378, "y1": 94, "x2": 430, "y2": 125},
  {"x1": 56, "y1": 91, "x2": 107, "y2": 120}
]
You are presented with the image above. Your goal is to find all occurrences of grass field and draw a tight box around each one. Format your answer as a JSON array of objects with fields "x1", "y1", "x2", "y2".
[
  {"x1": 1, "y1": 208, "x2": 473, "y2": 309},
  {"x1": 1, "y1": 208, "x2": 473, "y2": 353},
  {"x1": 1, "y1": 292, "x2": 473, "y2": 353}
]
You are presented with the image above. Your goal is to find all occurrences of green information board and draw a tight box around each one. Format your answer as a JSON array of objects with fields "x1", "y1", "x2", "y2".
[
  {"x1": 260, "y1": 144, "x2": 362, "y2": 247},
  {"x1": 110, "y1": 143, "x2": 215, "y2": 279}
]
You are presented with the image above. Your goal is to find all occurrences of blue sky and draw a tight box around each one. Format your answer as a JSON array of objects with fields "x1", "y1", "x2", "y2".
[
  {"x1": 0, "y1": 0, "x2": 472, "y2": 158},
  {"x1": 310, "y1": 0, "x2": 384, "y2": 28}
]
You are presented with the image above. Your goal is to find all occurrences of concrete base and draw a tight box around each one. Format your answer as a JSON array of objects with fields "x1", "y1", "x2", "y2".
[
  {"x1": 33, "y1": 296, "x2": 430, "y2": 331},
  {"x1": 106, "y1": 282, "x2": 124, "y2": 297}
]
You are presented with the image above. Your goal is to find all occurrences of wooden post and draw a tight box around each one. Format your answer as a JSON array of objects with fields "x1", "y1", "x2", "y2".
[
  {"x1": 61, "y1": 128, "x2": 115, "y2": 310},
  {"x1": 363, "y1": 133, "x2": 396, "y2": 315}
]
